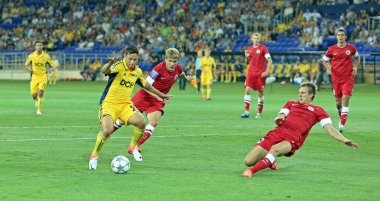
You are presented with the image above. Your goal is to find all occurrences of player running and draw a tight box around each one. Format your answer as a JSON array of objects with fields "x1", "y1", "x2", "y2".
[{"x1": 111, "y1": 48, "x2": 193, "y2": 158}]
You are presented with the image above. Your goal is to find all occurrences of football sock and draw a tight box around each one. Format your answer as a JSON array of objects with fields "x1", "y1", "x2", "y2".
[
  {"x1": 336, "y1": 104, "x2": 342, "y2": 116},
  {"x1": 91, "y1": 131, "x2": 107, "y2": 156},
  {"x1": 207, "y1": 88, "x2": 212, "y2": 99},
  {"x1": 249, "y1": 153, "x2": 275, "y2": 174},
  {"x1": 197, "y1": 82, "x2": 200, "y2": 92},
  {"x1": 37, "y1": 97, "x2": 43, "y2": 111},
  {"x1": 130, "y1": 127, "x2": 144, "y2": 149},
  {"x1": 220, "y1": 74, "x2": 224, "y2": 82},
  {"x1": 340, "y1": 107, "x2": 349, "y2": 126},
  {"x1": 258, "y1": 102, "x2": 263, "y2": 114},
  {"x1": 137, "y1": 124, "x2": 155, "y2": 146},
  {"x1": 244, "y1": 95, "x2": 251, "y2": 113}
]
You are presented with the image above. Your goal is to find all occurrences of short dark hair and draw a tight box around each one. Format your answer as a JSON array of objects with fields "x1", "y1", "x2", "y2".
[
  {"x1": 124, "y1": 46, "x2": 138, "y2": 55},
  {"x1": 300, "y1": 82, "x2": 317, "y2": 100},
  {"x1": 335, "y1": 27, "x2": 347, "y2": 36},
  {"x1": 34, "y1": 40, "x2": 43, "y2": 45}
]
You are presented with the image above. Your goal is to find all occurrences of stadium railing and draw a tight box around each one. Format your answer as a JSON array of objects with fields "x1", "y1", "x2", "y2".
[{"x1": 0, "y1": 51, "x2": 376, "y2": 83}]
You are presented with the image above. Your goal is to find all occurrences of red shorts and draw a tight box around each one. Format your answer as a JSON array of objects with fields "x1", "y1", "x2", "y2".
[
  {"x1": 332, "y1": 80, "x2": 354, "y2": 98},
  {"x1": 255, "y1": 130, "x2": 299, "y2": 157},
  {"x1": 245, "y1": 73, "x2": 266, "y2": 92},
  {"x1": 131, "y1": 90, "x2": 165, "y2": 115}
]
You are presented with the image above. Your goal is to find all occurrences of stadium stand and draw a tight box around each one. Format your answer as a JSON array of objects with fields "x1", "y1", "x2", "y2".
[{"x1": 0, "y1": 0, "x2": 379, "y2": 83}]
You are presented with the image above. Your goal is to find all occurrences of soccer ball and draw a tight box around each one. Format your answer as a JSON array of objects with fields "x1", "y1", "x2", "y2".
[{"x1": 111, "y1": 155, "x2": 131, "y2": 174}]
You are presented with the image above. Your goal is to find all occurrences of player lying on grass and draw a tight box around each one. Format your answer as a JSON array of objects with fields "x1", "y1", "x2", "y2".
[{"x1": 242, "y1": 82, "x2": 358, "y2": 178}]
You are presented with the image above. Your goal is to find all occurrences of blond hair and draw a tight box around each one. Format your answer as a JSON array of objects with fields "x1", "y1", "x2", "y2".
[
  {"x1": 251, "y1": 33, "x2": 262, "y2": 38},
  {"x1": 165, "y1": 48, "x2": 180, "y2": 58}
]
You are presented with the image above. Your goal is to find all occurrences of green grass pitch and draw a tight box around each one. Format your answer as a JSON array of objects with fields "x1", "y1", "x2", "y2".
[{"x1": 0, "y1": 80, "x2": 379, "y2": 201}]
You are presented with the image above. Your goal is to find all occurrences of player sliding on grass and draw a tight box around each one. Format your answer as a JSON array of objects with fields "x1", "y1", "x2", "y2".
[
  {"x1": 89, "y1": 46, "x2": 171, "y2": 170},
  {"x1": 111, "y1": 48, "x2": 193, "y2": 155},
  {"x1": 242, "y1": 82, "x2": 358, "y2": 178}
]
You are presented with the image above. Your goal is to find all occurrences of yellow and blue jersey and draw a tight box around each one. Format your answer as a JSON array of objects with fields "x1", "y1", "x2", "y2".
[
  {"x1": 99, "y1": 59, "x2": 146, "y2": 105},
  {"x1": 25, "y1": 51, "x2": 53, "y2": 76}
]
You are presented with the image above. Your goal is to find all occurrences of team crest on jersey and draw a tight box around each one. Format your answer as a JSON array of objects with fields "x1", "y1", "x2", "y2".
[
  {"x1": 174, "y1": 75, "x2": 179, "y2": 80},
  {"x1": 346, "y1": 50, "x2": 351, "y2": 55},
  {"x1": 256, "y1": 50, "x2": 261, "y2": 54},
  {"x1": 150, "y1": 70, "x2": 158, "y2": 79},
  {"x1": 308, "y1": 106, "x2": 314, "y2": 112},
  {"x1": 111, "y1": 64, "x2": 116, "y2": 69}
]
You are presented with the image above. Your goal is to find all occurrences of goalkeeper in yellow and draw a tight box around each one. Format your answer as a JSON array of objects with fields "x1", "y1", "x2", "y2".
[
  {"x1": 89, "y1": 46, "x2": 171, "y2": 170},
  {"x1": 25, "y1": 41, "x2": 53, "y2": 115},
  {"x1": 200, "y1": 49, "x2": 216, "y2": 101}
]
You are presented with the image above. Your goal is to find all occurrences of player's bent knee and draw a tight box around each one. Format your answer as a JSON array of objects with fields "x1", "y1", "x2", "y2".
[
  {"x1": 244, "y1": 160, "x2": 253, "y2": 166},
  {"x1": 102, "y1": 129, "x2": 113, "y2": 137}
]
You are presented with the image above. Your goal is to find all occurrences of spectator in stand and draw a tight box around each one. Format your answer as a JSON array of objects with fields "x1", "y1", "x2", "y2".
[
  {"x1": 367, "y1": 30, "x2": 377, "y2": 46},
  {"x1": 311, "y1": 9, "x2": 322, "y2": 22},
  {"x1": 80, "y1": 58, "x2": 91, "y2": 81},
  {"x1": 89, "y1": 58, "x2": 102, "y2": 81}
]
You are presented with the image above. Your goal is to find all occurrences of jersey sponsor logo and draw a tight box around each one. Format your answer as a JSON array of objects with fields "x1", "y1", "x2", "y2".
[
  {"x1": 150, "y1": 70, "x2": 159, "y2": 79},
  {"x1": 256, "y1": 50, "x2": 261, "y2": 54},
  {"x1": 308, "y1": 106, "x2": 314, "y2": 112},
  {"x1": 120, "y1": 79, "x2": 134, "y2": 88},
  {"x1": 333, "y1": 53, "x2": 338, "y2": 55},
  {"x1": 346, "y1": 50, "x2": 351, "y2": 55},
  {"x1": 34, "y1": 63, "x2": 44, "y2": 67}
]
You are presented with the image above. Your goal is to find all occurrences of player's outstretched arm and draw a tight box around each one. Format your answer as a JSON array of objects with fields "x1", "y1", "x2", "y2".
[
  {"x1": 323, "y1": 124, "x2": 358, "y2": 149},
  {"x1": 181, "y1": 72, "x2": 194, "y2": 82}
]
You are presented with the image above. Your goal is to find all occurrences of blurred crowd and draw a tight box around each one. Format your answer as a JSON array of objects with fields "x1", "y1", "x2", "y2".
[{"x1": 0, "y1": 0, "x2": 379, "y2": 56}]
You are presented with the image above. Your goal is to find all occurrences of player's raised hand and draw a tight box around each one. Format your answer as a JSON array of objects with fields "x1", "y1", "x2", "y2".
[
  {"x1": 107, "y1": 56, "x2": 117, "y2": 65},
  {"x1": 274, "y1": 116, "x2": 284, "y2": 126},
  {"x1": 343, "y1": 139, "x2": 358, "y2": 149}
]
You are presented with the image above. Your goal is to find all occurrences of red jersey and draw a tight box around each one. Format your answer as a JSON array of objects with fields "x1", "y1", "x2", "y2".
[
  {"x1": 323, "y1": 43, "x2": 359, "y2": 83},
  {"x1": 139, "y1": 62, "x2": 183, "y2": 97},
  {"x1": 274, "y1": 100, "x2": 331, "y2": 148},
  {"x1": 246, "y1": 44, "x2": 271, "y2": 75}
]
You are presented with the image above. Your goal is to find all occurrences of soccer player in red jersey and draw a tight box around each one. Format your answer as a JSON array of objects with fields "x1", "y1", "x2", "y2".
[
  {"x1": 322, "y1": 27, "x2": 360, "y2": 132},
  {"x1": 112, "y1": 48, "x2": 193, "y2": 154},
  {"x1": 242, "y1": 82, "x2": 358, "y2": 178},
  {"x1": 241, "y1": 33, "x2": 273, "y2": 119}
]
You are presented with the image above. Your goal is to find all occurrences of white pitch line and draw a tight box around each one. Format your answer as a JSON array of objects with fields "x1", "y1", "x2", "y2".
[
  {"x1": 0, "y1": 132, "x2": 257, "y2": 142},
  {"x1": 0, "y1": 125, "x2": 271, "y2": 129}
]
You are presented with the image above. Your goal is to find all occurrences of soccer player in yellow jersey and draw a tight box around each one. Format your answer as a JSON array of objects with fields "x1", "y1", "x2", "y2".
[
  {"x1": 48, "y1": 55, "x2": 59, "y2": 85},
  {"x1": 25, "y1": 41, "x2": 54, "y2": 115},
  {"x1": 200, "y1": 49, "x2": 216, "y2": 101},
  {"x1": 89, "y1": 46, "x2": 171, "y2": 170}
]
